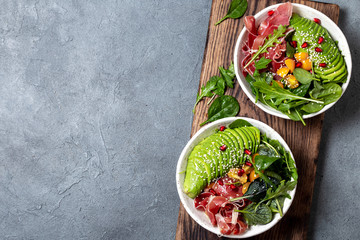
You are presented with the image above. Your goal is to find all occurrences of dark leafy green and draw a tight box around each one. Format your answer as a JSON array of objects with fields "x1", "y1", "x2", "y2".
[
  {"x1": 291, "y1": 83, "x2": 311, "y2": 97},
  {"x1": 310, "y1": 81, "x2": 342, "y2": 105},
  {"x1": 259, "y1": 180, "x2": 297, "y2": 204},
  {"x1": 254, "y1": 57, "x2": 272, "y2": 70},
  {"x1": 254, "y1": 155, "x2": 280, "y2": 170},
  {"x1": 235, "y1": 203, "x2": 272, "y2": 225},
  {"x1": 293, "y1": 68, "x2": 313, "y2": 84},
  {"x1": 200, "y1": 95, "x2": 240, "y2": 126},
  {"x1": 215, "y1": 0, "x2": 248, "y2": 26},
  {"x1": 269, "y1": 196, "x2": 286, "y2": 216},
  {"x1": 301, "y1": 102, "x2": 324, "y2": 113},
  {"x1": 286, "y1": 41, "x2": 295, "y2": 58},
  {"x1": 228, "y1": 119, "x2": 253, "y2": 128},
  {"x1": 219, "y1": 66, "x2": 234, "y2": 88},
  {"x1": 193, "y1": 76, "x2": 219, "y2": 113}
]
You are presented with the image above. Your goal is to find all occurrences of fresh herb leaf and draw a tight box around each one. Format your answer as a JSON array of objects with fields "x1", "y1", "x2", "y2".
[
  {"x1": 277, "y1": 100, "x2": 307, "y2": 112},
  {"x1": 301, "y1": 102, "x2": 324, "y2": 113},
  {"x1": 254, "y1": 155, "x2": 280, "y2": 170},
  {"x1": 200, "y1": 95, "x2": 240, "y2": 126},
  {"x1": 235, "y1": 203, "x2": 273, "y2": 225},
  {"x1": 286, "y1": 41, "x2": 295, "y2": 58},
  {"x1": 219, "y1": 66, "x2": 234, "y2": 88},
  {"x1": 215, "y1": 0, "x2": 248, "y2": 26},
  {"x1": 228, "y1": 119, "x2": 253, "y2": 128},
  {"x1": 293, "y1": 68, "x2": 313, "y2": 84},
  {"x1": 230, "y1": 179, "x2": 267, "y2": 202},
  {"x1": 244, "y1": 25, "x2": 287, "y2": 68},
  {"x1": 193, "y1": 76, "x2": 218, "y2": 113},
  {"x1": 259, "y1": 180, "x2": 297, "y2": 204},
  {"x1": 213, "y1": 77, "x2": 226, "y2": 97},
  {"x1": 225, "y1": 62, "x2": 236, "y2": 78},
  {"x1": 254, "y1": 57, "x2": 272, "y2": 70},
  {"x1": 269, "y1": 196, "x2": 286, "y2": 216}
]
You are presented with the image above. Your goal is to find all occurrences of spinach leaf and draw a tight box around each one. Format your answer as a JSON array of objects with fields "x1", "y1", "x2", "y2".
[
  {"x1": 219, "y1": 66, "x2": 234, "y2": 88},
  {"x1": 278, "y1": 100, "x2": 307, "y2": 112},
  {"x1": 252, "y1": 79, "x2": 324, "y2": 105},
  {"x1": 200, "y1": 95, "x2": 240, "y2": 126},
  {"x1": 224, "y1": 62, "x2": 235, "y2": 79},
  {"x1": 230, "y1": 179, "x2": 267, "y2": 202},
  {"x1": 257, "y1": 143, "x2": 279, "y2": 157},
  {"x1": 293, "y1": 68, "x2": 313, "y2": 84},
  {"x1": 254, "y1": 57, "x2": 272, "y2": 70},
  {"x1": 228, "y1": 119, "x2": 253, "y2": 128},
  {"x1": 254, "y1": 155, "x2": 280, "y2": 170},
  {"x1": 235, "y1": 203, "x2": 273, "y2": 225},
  {"x1": 301, "y1": 102, "x2": 324, "y2": 113},
  {"x1": 215, "y1": 0, "x2": 248, "y2": 26},
  {"x1": 213, "y1": 77, "x2": 226, "y2": 96},
  {"x1": 286, "y1": 41, "x2": 295, "y2": 58},
  {"x1": 291, "y1": 83, "x2": 311, "y2": 97},
  {"x1": 260, "y1": 180, "x2": 297, "y2": 204},
  {"x1": 309, "y1": 82, "x2": 342, "y2": 105},
  {"x1": 244, "y1": 25, "x2": 287, "y2": 68}
]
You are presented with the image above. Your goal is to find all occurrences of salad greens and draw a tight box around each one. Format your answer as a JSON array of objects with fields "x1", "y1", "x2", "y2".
[
  {"x1": 215, "y1": 0, "x2": 248, "y2": 26},
  {"x1": 228, "y1": 119, "x2": 253, "y2": 128}
]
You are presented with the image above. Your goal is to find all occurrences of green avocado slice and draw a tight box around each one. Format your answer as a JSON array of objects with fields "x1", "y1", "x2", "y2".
[
  {"x1": 191, "y1": 142, "x2": 218, "y2": 180},
  {"x1": 226, "y1": 129, "x2": 245, "y2": 165},
  {"x1": 222, "y1": 130, "x2": 241, "y2": 165}
]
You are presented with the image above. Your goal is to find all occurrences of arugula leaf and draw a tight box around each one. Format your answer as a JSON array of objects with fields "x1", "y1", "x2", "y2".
[
  {"x1": 293, "y1": 68, "x2": 313, "y2": 84},
  {"x1": 244, "y1": 25, "x2": 287, "y2": 68},
  {"x1": 219, "y1": 66, "x2": 234, "y2": 88},
  {"x1": 254, "y1": 155, "x2": 280, "y2": 170},
  {"x1": 254, "y1": 57, "x2": 272, "y2": 70},
  {"x1": 286, "y1": 41, "x2": 295, "y2": 58},
  {"x1": 228, "y1": 119, "x2": 253, "y2": 128},
  {"x1": 269, "y1": 196, "x2": 286, "y2": 216},
  {"x1": 213, "y1": 77, "x2": 226, "y2": 97},
  {"x1": 224, "y1": 62, "x2": 235, "y2": 79},
  {"x1": 235, "y1": 203, "x2": 272, "y2": 225},
  {"x1": 215, "y1": 0, "x2": 248, "y2": 26},
  {"x1": 259, "y1": 180, "x2": 297, "y2": 204},
  {"x1": 277, "y1": 100, "x2": 307, "y2": 112},
  {"x1": 193, "y1": 76, "x2": 218, "y2": 113},
  {"x1": 200, "y1": 95, "x2": 240, "y2": 126},
  {"x1": 252, "y1": 79, "x2": 324, "y2": 105}
]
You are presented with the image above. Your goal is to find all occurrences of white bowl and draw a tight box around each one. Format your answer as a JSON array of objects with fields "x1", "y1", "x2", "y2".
[
  {"x1": 234, "y1": 3, "x2": 352, "y2": 120},
  {"x1": 176, "y1": 117, "x2": 297, "y2": 238}
]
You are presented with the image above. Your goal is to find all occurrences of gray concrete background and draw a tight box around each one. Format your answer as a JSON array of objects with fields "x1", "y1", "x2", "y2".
[{"x1": 0, "y1": 0, "x2": 358, "y2": 239}]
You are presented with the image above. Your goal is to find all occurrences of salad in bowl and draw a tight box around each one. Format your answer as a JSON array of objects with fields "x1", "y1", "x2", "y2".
[
  {"x1": 234, "y1": 2, "x2": 351, "y2": 124},
  {"x1": 177, "y1": 117, "x2": 297, "y2": 237}
]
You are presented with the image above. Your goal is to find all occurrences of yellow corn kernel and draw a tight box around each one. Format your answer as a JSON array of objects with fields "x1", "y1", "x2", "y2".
[
  {"x1": 242, "y1": 182, "x2": 251, "y2": 194},
  {"x1": 239, "y1": 173, "x2": 248, "y2": 184},
  {"x1": 301, "y1": 59, "x2": 312, "y2": 71},
  {"x1": 285, "y1": 59, "x2": 295, "y2": 73},
  {"x1": 285, "y1": 74, "x2": 299, "y2": 89},
  {"x1": 249, "y1": 170, "x2": 260, "y2": 182},
  {"x1": 294, "y1": 52, "x2": 309, "y2": 62},
  {"x1": 276, "y1": 67, "x2": 290, "y2": 78},
  {"x1": 243, "y1": 165, "x2": 253, "y2": 175},
  {"x1": 228, "y1": 168, "x2": 241, "y2": 180}
]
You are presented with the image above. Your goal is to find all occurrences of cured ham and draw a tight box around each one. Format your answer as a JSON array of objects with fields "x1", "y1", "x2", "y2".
[{"x1": 242, "y1": 2, "x2": 293, "y2": 76}]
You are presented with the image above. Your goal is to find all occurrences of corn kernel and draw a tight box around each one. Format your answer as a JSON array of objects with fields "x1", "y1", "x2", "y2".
[
  {"x1": 276, "y1": 67, "x2": 290, "y2": 78},
  {"x1": 294, "y1": 52, "x2": 309, "y2": 62},
  {"x1": 301, "y1": 59, "x2": 312, "y2": 71},
  {"x1": 285, "y1": 59, "x2": 295, "y2": 73}
]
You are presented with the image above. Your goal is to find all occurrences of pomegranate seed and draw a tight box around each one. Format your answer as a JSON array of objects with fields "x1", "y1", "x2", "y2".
[
  {"x1": 315, "y1": 47, "x2": 323, "y2": 52},
  {"x1": 268, "y1": 10, "x2": 275, "y2": 16},
  {"x1": 238, "y1": 169, "x2": 245, "y2": 176},
  {"x1": 244, "y1": 149, "x2": 251, "y2": 155},
  {"x1": 319, "y1": 63, "x2": 327, "y2": 68},
  {"x1": 245, "y1": 161, "x2": 252, "y2": 166},
  {"x1": 310, "y1": 70, "x2": 313, "y2": 74},
  {"x1": 314, "y1": 18, "x2": 321, "y2": 24},
  {"x1": 318, "y1": 36, "x2": 324, "y2": 44},
  {"x1": 230, "y1": 184, "x2": 237, "y2": 190},
  {"x1": 210, "y1": 189, "x2": 216, "y2": 195},
  {"x1": 295, "y1": 62, "x2": 302, "y2": 68},
  {"x1": 220, "y1": 145, "x2": 227, "y2": 151},
  {"x1": 219, "y1": 126, "x2": 226, "y2": 131},
  {"x1": 291, "y1": 41, "x2": 297, "y2": 48},
  {"x1": 301, "y1": 42, "x2": 308, "y2": 48},
  {"x1": 217, "y1": 179, "x2": 224, "y2": 185}
]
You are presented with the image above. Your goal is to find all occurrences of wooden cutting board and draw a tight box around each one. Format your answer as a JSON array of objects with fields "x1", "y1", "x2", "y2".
[{"x1": 176, "y1": 0, "x2": 340, "y2": 239}]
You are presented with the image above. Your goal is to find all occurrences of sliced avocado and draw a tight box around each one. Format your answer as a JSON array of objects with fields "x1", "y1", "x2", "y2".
[
  {"x1": 183, "y1": 159, "x2": 206, "y2": 198},
  {"x1": 233, "y1": 128, "x2": 249, "y2": 150},
  {"x1": 218, "y1": 132, "x2": 237, "y2": 173},
  {"x1": 191, "y1": 141, "x2": 219, "y2": 179},
  {"x1": 242, "y1": 127, "x2": 255, "y2": 151},
  {"x1": 239, "y1": 128, "x2": 253, "y2": 151},
  {"x1": 202, "y1": 135, "x2": 227, "y2": 177},
  {"x1": 226, "y1": 129, "x2": 245, "y2": 165},
  {"x1": 222, "y1": 130, "x2": 241, "y2": 165},
  {"x1": 188, "y1": 151, "x2": 212, "y2": 184}
]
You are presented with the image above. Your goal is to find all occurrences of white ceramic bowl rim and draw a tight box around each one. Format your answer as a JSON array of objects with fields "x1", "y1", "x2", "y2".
[
  {"x1": 234, "y1": 3, "x2": 352, "y2": 119},
  {"x1": 176, "y1": 117, "x2": 297, "y2": 238}
]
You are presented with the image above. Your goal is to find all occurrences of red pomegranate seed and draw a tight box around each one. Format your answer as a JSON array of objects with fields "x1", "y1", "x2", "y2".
[
  {"x1": 220, "y1": 145, "x2": 227, "y2": 151},
  {"x1": 245, "y1": 161, "x2": 252, "y2": 166},
  {"x1": 238, "y1": 169, "x2": 245, "y2": 176},
  {"x1": 318, "y1": 36, "x2": 324, "y2": 44},
  {"x1": 301, "y1": 42, "x2": 308, "y2": 48},
  {"x1": 291, "y1": 41, "x2": 297, "y2": 48},
  {"x1": 315, "y1": 47, "x2": 323, "y2": 52},
  {"x1": 310, "y1": 70, "x2": 313, "y2": 74},
  {"x1": 219, "y1": 126, "x2": 226, "y2": 131},
  {"x1": 244, "y1": 149, "x2": 251, "y2": 155},
  {"x1": 217, "y1": 179, "x2": 224, "y2": 185},
  {"x1": 268, "y1": 10, "x2": 275, "y2": 16},
  {"x1": 210, "y1": 189, "x2": 216, "y2": 195},
  {"x1": 230, "y1": 184, "x2": 237, "y2": 190},
  {"x1": 314, "y1": 18, "x2": 321, "y2": 24},
  {"x1": 295, "y1": 62, "x2": 302, "y2": 68},
  {"x1": 319, "y1": 63, "x2": 327, "y2": 68}
]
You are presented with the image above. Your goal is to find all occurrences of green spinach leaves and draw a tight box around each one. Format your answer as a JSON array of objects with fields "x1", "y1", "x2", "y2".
[{"x1": 215, "y1": 0, "x2": 248, "y2": 26}]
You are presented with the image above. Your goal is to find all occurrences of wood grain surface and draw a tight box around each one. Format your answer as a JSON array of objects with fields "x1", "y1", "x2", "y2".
[{"x1": 176, "y1": 1, "x2": 340, "y2": 239}]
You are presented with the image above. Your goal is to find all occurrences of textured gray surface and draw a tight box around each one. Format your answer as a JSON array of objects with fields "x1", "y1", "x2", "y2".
[{"x1": 0, "y1": 0, "x2": 358, "y2": 239}]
